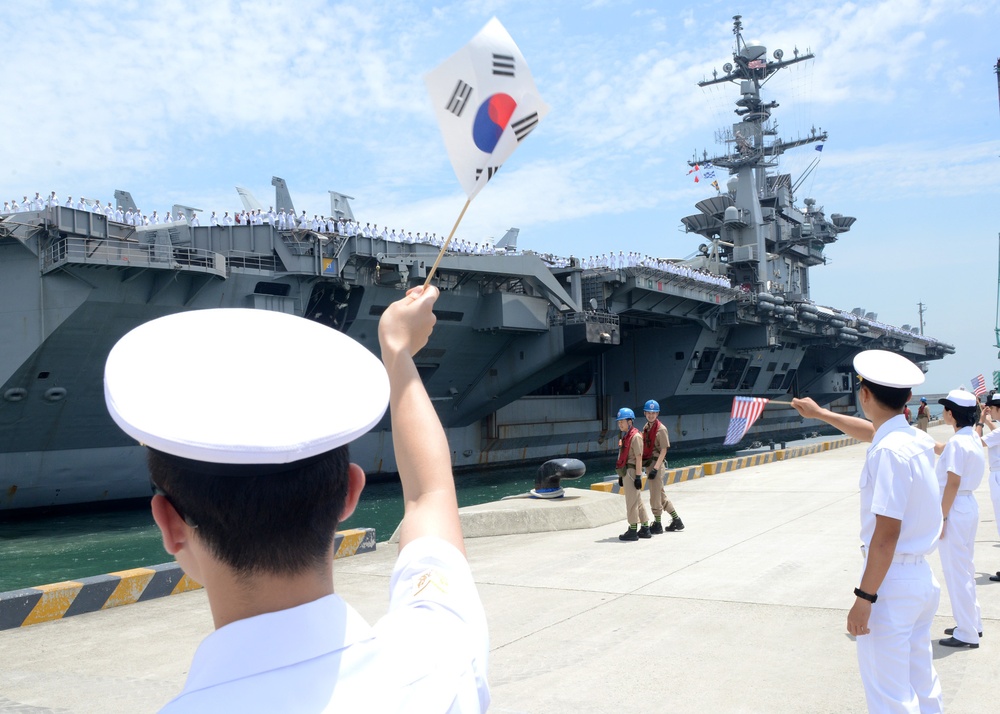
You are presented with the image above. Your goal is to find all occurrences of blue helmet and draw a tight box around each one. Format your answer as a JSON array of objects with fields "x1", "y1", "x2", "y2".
[
  {"x1": 616, "y1": 407, "x2": 635, "y2": 421},
  {"x1": 643, "y1": 399, "x2": 660, "y2": 413}
]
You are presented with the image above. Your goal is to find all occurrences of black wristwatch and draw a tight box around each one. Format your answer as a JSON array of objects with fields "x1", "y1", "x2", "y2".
[{"x1": 854, "y1": 587, "x2": 877, "y2": 604}]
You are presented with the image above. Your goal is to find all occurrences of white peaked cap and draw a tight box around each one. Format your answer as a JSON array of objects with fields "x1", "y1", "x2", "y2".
[
  {"x1": 104, "y1": 309, "x2": 389, "y2": 465},
  {"x1": 940, "y1": 389, "x2": 977, "y2": 409},
  {"x1": 852, "y1": 349, "x2": 925, "y2": 389}
]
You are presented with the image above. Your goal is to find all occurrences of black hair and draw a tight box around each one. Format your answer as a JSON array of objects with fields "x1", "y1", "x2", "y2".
[
  {"x1": 859, "y1": 380, "x2": 910, "y2": 411},
  {"x1": 942, "y1": 402, "x2": 977, "y2": 428},
  {"x1": 148, "y1": 445, "x2": 351, "y2": 578}
]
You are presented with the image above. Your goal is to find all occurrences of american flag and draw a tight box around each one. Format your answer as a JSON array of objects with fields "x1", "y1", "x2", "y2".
[
  {"x1": 724, "y1": 396, "x2": 770, "y2": 445},
  {"x1": 747, "y1": 59, "x2": 766, "y2": 69},
  {"x1": 971, "y1": 374, "x2": 987, "y2": 399}
]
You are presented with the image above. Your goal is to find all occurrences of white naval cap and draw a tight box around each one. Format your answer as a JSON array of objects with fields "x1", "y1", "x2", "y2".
[
  {"x1": 939, "y1": 388, "x2": 977, "y2": 409},
  {"x1": 104, "y1": 309, "x2": 389, "y2": 465},
  {"x1": 852, "y1": 349, "x2": 925, "y2": 389}
]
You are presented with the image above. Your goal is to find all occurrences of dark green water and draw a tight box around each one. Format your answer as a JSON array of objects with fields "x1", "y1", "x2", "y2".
[{"x1": 0, "y1": 454, "x2": 713, "y2": 592}]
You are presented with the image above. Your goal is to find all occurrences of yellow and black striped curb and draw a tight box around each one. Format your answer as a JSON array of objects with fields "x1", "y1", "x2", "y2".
[
  {"x1": 590, "y1": 436, "x2": 862, "y2": 494},
  {"x1": 591, "y1": 465, "x2": 705, "y2": 493},
  {"x1": 702, "y1": 451, "x2": 777, "y2": 474},
  {"x1": 823, "y1": 437, "x2": 860, "y2": 450},
  {"x1": 0, "y1": 527, "x2": 375, "y2": 630},
  {"x1": 774, "y1": 443, "x2": 825, "y2": 460}
]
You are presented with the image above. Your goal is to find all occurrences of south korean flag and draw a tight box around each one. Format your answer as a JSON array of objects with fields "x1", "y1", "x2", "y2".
[{"x1": 425, "y1": 17, "x2": 550, "y2": 200}]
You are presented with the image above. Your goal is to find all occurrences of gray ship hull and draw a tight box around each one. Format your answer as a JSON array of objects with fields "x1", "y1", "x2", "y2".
[{"x1": 0, "y1": 18, "x2": 954, "y2": 512}]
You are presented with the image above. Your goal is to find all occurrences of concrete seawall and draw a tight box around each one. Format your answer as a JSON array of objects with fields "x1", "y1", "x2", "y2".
[{"x1": 0, "y1": 527, "x2": 375, "y2": 630}]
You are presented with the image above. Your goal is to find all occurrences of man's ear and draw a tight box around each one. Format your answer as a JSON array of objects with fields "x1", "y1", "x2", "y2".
[
  {"x1": 338, "y1": 463, "x2": 366, "y2": 524},
  {"x1": 151, "y1": 494, "x2": 188, "y2": 556}
]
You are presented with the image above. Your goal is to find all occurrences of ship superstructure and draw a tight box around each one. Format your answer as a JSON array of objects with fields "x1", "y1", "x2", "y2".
[{"x1": 0, "y1": 16, "x2": 952, "y2": 510}]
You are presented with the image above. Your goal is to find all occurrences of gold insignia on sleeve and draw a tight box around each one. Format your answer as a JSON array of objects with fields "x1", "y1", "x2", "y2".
[{"x1": 413, "y1": 569, "x2": 449, "y2": 596}]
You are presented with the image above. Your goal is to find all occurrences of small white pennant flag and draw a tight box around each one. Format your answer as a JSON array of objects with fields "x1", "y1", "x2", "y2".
[{"x1": 424, "y1": 17, "x2": 549, "y2": 199}]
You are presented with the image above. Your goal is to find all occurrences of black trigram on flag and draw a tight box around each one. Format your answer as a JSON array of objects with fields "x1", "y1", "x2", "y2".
[
  {"x1": 475, "y1": 166, "x2": 502, "y2": 182},
  {"x1": 512, "y1": 112, "x2": 539, "y2": 142},
  {"x1": 446, "y1": 79, "x2": 473, "y2": 116},
  {"x1": 492, "y1": 53, "x2": 515, "y2": 77}
]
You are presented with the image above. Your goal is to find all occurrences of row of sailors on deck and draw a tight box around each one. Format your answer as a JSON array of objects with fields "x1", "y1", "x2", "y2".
[
  {"x1": 1, "y1": 194, "x2": 184, "y2": 227},
  {"x1": 0, "y1": 194, "x2": 503, "y2": 256},
  {"x1": 580, "y1": 252, "x2": 732, "y2": 289}
]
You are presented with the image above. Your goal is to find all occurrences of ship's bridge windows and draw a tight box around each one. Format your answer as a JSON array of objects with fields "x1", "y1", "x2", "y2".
[
  {"x1": 769, "y1": 373, "x2": 785, "y2": 390},
  {"x1": 254, "y1": 281, "x2": 290, "y2": 296},
  {"x1": 712, "y1": 357, "x2": 749, "y2": 391},
  {"x1": 781, "y1": 369, "x2": 797, "y2": 392},
  {"x1": 691, "y1": 349, "x2": 719, "y2": 384},
  {"x1": 739, "y1": 366, "x2": 761, "y2": 391}
]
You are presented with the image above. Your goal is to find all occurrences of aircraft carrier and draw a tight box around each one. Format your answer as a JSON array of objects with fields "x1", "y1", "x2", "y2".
[{"x1": 0, "y1": 16, "x2": 952, "y2": 511}]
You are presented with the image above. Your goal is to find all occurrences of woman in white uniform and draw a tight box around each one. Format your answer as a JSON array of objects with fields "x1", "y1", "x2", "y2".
[
  {"x1": 935, "y1": 388, "x2": 985, "y2": 648},
  {"x1": 974, "y1": 391, "x2": 1000, "y2": 583}
]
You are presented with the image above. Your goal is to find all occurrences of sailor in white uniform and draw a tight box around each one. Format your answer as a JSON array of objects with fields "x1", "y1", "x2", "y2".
[
  {"x1": 792, "y1": 350, "x2": 942, "y2": 713},
  {"x1": 935, "y1": 388, "x2": 985, "y2": 648},
  {"x1": 976, "y1": 392, "x2": 1000, "y2": 582},
  {"x1": 103, "y1": 286, "x2": 490, "y2": 713}
]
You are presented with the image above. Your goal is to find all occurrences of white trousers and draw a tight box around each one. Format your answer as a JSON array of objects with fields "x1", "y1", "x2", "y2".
[
  {"x1": 939, "y1": 493, "x2": 982, "y2": 643},
  {"x1": 856, "y1": 559, "x2": 941, "y2": 713},
  {"x1": 990, "y1": 470, "x2": 1000, "y2": 542}
]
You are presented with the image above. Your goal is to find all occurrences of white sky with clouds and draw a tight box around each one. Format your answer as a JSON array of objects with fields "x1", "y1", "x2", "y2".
[{"x1": 2, "y1": 0, "x2": 998, "y2": 393}]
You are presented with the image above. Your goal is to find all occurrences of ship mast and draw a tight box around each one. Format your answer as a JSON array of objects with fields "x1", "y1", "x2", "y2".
[{"x1": 693, "y1": 15, "x2": 827, "y2": 295}]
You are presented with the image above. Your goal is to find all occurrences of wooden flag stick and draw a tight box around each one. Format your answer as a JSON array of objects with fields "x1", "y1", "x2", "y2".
[
  {"x1": 423, "y1": 198, "x2": 472, "y2": 288},
  {"x1": 769, "y1": 400, "x2": 793, "y2": 406}
]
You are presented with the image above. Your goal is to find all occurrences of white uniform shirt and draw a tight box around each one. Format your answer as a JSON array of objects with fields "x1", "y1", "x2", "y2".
[
  {"x1": 161, "y1": 537, "x2": 490, "y2": 713},
  {"x1": 981, "y1": 427, "x2": 1000, "y2": 471},
  {"x1": 936, "y1": 426, "x2": 985, "y2": 492},
  {"x1": 859, "y1": 414, "x2": 941, "y2": 555}
]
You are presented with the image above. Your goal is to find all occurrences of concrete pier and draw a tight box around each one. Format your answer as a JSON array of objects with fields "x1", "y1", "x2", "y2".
[{"x1": 2, "y1": 424, "x2": 998, "y2": 713}]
